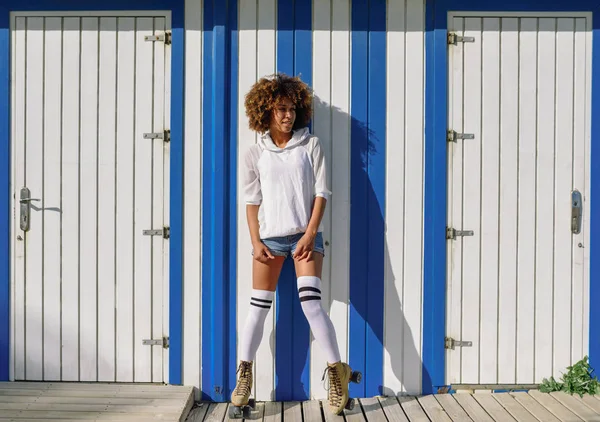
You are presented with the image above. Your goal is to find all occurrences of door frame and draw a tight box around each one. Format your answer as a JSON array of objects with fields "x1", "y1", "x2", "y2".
[
  {"x1": 423, "y1": 0, "x2": 600, "y2": 394},
  {"x1": 0, "y1": 0, "x2": 184, "y2": 384}
]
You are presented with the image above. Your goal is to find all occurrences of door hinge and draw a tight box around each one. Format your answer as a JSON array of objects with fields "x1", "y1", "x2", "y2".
[
  {"x1": 143, "y1": 130, "x2": 170, "y2": 142},
  {"x1": 143, "y1": 226, "x2": 170, "y2": 239},
  {"x1": 145, "y1": 31, "x2": 171, "y2": 45},
  {"x1": 446, "y1": 227, "x2": 474, "y2": 240},
  {"x1": 448, "y1": 32, "x2": 475, "y2": 45},
  {"x1": 447, "y1": 130, "x2": 475, "y2": 143},
  {"x1": 142, "y1": 337, "x2": 169, "y2": 348},
  {"x1": 445, "y1": 337, "x2": 472, "y2": 350}
]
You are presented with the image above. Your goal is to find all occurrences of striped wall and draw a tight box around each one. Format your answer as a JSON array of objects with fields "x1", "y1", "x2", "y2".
[{"x1": 183, "y1": 0, "x2": 426, "y2": 400}]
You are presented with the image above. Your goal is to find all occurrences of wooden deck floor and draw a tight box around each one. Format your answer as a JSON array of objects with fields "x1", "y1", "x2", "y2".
[
  {"x1": 0, "y1": 382, "x2": 195, "y2": 421},
  {"x1": 187, "y1": 391, "x2": 600, "y2": 422}
]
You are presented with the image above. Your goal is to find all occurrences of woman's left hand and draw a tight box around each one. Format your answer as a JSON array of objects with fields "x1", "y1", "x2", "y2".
[{"x1": 293, "y1": 233, "x2": 315, "y2": 261}]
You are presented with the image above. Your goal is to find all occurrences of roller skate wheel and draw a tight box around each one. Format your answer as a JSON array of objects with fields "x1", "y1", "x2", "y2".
[
  {"x1": 345, "y1": 398, "x2": 355, "y2": 411},
  {"x1": 243, "y1": 406, "x2": 252, "y2": 418},
  {"x1": 248, "y1": 398, "x2": 256, "y2": 409},
  {"x1": 229, "y1": 406, "x2": 243, "y2": 419},
  {"x1": 351, "y1": 371, "x2": 362, "y2": 384}
]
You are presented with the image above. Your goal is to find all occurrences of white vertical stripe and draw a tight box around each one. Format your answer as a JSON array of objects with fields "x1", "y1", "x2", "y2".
[
  {"x1": 10, "y1": 14, "x2": 18, "y2": 382},
  {"x1": 13, "y1": 16, "x2": 26, "y2": 381},
  {"x1": 97, "y1": 16, "x2": 118, "y2": 382},
  {"x1": 42, "y1": 17, "x2": 63, "y2": 382},
  {"x1": 581, "y1": 18, "x2": 592, "y2": 360},
  {"x1": 516, "y1": 17, "x2": 537, "y2": 383},
  {"x1": 571, "y1": 17, "x2": 586, "y2": 365},
  {"x1": 183, "y1": 0, "x2": 203, "y2": 392},
  {"x1": 24, "y1": 16, "x2": 44, "y2": 381},
  {"x1": 498, "y1": 17, "x2": 519, "y2": 384},
  {"x1": 311, "y1": 0, "x2": 332, "y2": 400},
  {"x1": 61, "y1": 16, "x2": 81, "y2": 382},
  {"x1": 237, "y1": 0, "x2": 258, "y2": 399},
  {"x1": 161, "y1": 13, "x2": 172, "y2": 384},
  {"x1": 329, "y1": 0, "x2": 350, "y2": 384},
  {"x1": 402, "y1": 0, "x2": 424, "y2": 394},
  {"x1": 115, "y1": 17, "x2": 135, "y2": 382},
  {"x1": 133, "y1": 17, "x2": 155, "y2": 383},
  {"x1": 447, "y1": 16, "x2": 464, "y2": 385},
  {"x1": 461, "y1": 16, "x2": 482, "y2": 384},
  {"x1": 79, "y1": 17, "x2": 100, "y2": 382},
  {"x1": 254, "y1": 0, "x2": 277, "y2": 401},
  {"x1": 535, "y1": 17, "x2": 557, "y2": 383},
  {"x1": 152, "y1": 16, "x2": 167, "y2": 384},
  {"x1": 553, "y1": 17, "x2": 575, "y2": 378},
  {"x1": 384, "y1": 0, "x2": 406, "y2": 395},
  {"x1": 479, "y1": 17, "x2": 500, "y2": 384}
]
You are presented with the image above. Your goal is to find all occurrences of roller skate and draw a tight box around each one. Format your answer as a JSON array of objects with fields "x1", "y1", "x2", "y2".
[
  {"x1": 322, "y1": 361, "x2": 362, "y2": 415},
  {"x1": 229, "y1": 360, "x2": 256, "y2": 419}
]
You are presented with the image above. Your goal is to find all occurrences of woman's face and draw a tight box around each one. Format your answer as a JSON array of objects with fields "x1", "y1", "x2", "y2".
[{"x1": 270, "y1": 97, "x2": 296, "y2": 134}]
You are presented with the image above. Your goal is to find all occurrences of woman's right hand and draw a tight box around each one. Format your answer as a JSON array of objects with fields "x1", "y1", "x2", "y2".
[{"x1": 253, "y1": 241, "x2": 275, "y2": 263}]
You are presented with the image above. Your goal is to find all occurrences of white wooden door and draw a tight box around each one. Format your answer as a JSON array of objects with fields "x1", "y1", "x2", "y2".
[
  {"x1": 11, "y1": 13, "x2": 171, "y2": 383},
  {"x1": 446, "y1": 14, "x2": 591, "y2": 386}
]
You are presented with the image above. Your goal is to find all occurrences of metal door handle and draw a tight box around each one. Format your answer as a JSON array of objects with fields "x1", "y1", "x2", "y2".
[
  {"x1": 19, "y1": 187, "x2": 37, "y2": 232},
  {"x1": 571, "y1": 189, "x2": 582, "y2": 234}
]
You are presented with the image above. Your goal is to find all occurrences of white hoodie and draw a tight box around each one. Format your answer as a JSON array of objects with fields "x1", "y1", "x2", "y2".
[{"x1": 242, "y1": 127, "x2": 331, "y2": 239}]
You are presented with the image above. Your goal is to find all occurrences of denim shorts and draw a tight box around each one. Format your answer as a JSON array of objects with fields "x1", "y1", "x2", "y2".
[{"x1": 259, "y1": 232, "x2": 325, "y2": 258}]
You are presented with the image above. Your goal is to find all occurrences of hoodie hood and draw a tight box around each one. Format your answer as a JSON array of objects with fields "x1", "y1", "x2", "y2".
[{"x1": 259, "y1": 127, "x2": 311, "y2": 152}]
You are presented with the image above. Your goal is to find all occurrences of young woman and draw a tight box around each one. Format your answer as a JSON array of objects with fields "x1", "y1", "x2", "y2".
[{"x1": 231, "y1": 74, "x2": 360, "y2": 415}]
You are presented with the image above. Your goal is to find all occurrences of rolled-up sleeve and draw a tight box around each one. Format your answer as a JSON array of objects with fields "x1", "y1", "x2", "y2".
[
  {"x1": 311, "y1": 137, "x2": 332, "y2": 200},
  {"x1": 243, "y1": 145, "x2": 262, "y2": 205}
]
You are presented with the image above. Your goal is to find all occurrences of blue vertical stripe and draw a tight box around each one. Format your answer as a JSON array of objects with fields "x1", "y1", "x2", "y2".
[
  {"x1": 201, "y1": 0, "x2": 237, "y2": 401},
  {"x1": 0, "y1": 13, "x2": 9, "y2": 382},
  {"x1": 275, "y1": 0, "x2": 312, "y2": 401},
  {"x1": 589, "y1": 12, "x2": 600, "y2": 376},
  {"x1": 422, "y1": 0, "x2": 447, "y2": 395},
  {"x1": 168, "y1": 20, "x2": 185, "y2": 385},
  {"x1": 349, "y1": 0, "x2": 386, "y2": 398}
]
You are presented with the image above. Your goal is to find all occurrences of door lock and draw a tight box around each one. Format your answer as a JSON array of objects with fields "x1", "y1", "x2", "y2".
[
  {"x1": 571, "y1": 190, "x2": 582, "y2": 234},
  {"x1": 19, "y1": 187, "x2": 40, "y2": 232}
]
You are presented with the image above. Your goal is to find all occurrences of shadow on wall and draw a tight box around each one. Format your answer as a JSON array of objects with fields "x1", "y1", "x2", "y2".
[{"x1": 264, "y1": 94, "x2": 423, "y2": 398}]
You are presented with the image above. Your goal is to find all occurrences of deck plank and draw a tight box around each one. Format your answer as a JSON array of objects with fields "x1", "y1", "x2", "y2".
[
  {"x1": 359, "y1": 397, "x2": 387, "y2": 422},
  {"x1": 398, "y1": 396, "x2": 430, "y2": 422},
  {"x1": 492, "y1": 392, "x2": 538, "y2": 422},
  {"x1": 302, "y1": 400, "x2": 323, "y2": 421},
  {"x1": 573, "y1": 394, "x2": 600, "y2": 415},
  {"x1": 417, "y1": 395, "x2": 452, "y2": 422},
  {"x1": 509, "y1": 392, "x2": 562, "y2": 422},
  {"x1": 186, "y1": 403, "x2": 210, "y2": 422},
  {"x1": 472, "y1": 393, "x2": 516, "y2": 421},
  {"x1": 263, "y1": 401, "x2": 283, "y2": 422},
  {"x1": 283, "y1": 401, "x2": 303, "y2": 422},
  {"x1": 321, "y1": 400, "x2": 344, "y2": 422},
  {"x1": 550, "y1": 392, "x2": 600, "y2": 421},
  {"x1": 433, "y1": 394, "x2": 472, "y2": 421},
  {"x1": 528, "y1": 390, "x2": 583, "y2": 422},
  {"x1": 378, "y1": 396, "x2": 409, "y2": 422},
  {"x1": 452, "y1": 393, "x2": 494, "y2": 422},
  {"x1": 205, "y1": 402, "x2": 229, "y2": 421}
]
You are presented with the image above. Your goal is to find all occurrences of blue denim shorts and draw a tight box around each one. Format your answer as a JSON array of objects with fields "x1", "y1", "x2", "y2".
[{"x1": 260, "y1": 232, "x2": 325, "y2": 258}]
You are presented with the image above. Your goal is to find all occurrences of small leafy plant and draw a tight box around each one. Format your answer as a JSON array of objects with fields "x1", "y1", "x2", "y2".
[{"x1": 539, "y1": 356, "x2": 599, "y2": 397}]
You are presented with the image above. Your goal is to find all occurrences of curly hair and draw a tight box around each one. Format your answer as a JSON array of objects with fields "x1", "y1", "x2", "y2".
[{"x1": 244, "y1": 73, "x2": 313, "y2": 133}]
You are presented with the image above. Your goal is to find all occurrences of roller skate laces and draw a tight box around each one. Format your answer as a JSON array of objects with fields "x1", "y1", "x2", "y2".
[
  {"x1": 322, "y1": 362, "x2": 347, "y2": 415},
  {"x1": 231, "y1": 361, "x2": 253, "y2": 407}
]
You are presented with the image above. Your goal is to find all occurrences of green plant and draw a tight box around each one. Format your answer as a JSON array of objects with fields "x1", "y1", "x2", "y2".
[{"x1": 539, "y1": 356, "x2": 600, "y2": 397}]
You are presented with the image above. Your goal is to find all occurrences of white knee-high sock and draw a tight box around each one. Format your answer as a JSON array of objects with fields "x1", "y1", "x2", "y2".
[
  {"x1": 297, "y1": 276, "x2": 341, "y2": 364},
  {"x1": 239, "y1": 289, "x2": 274, "y2": 362}
]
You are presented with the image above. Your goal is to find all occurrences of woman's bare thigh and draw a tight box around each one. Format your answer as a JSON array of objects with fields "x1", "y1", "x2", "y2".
[
  {"x1": 253, "y1": 256, "x2": 286, "y2": 291},
  {"x1": 293, "y1": 253, "x2": 323, "y2": 278}
]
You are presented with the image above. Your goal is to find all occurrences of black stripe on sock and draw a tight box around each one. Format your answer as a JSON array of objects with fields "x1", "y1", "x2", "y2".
[
  {"x1": 300, "y1": 295, "x2": 321, "y2": 302},
  {"x1": 251, "y1": 302, "x2": 271, "y2": 309},
  {"x1": 251, "y1": 297, "x2": 273, "y2": 304},
  {"x1": 298, "y1": 286, "x2": 321, "y2": 294}
]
